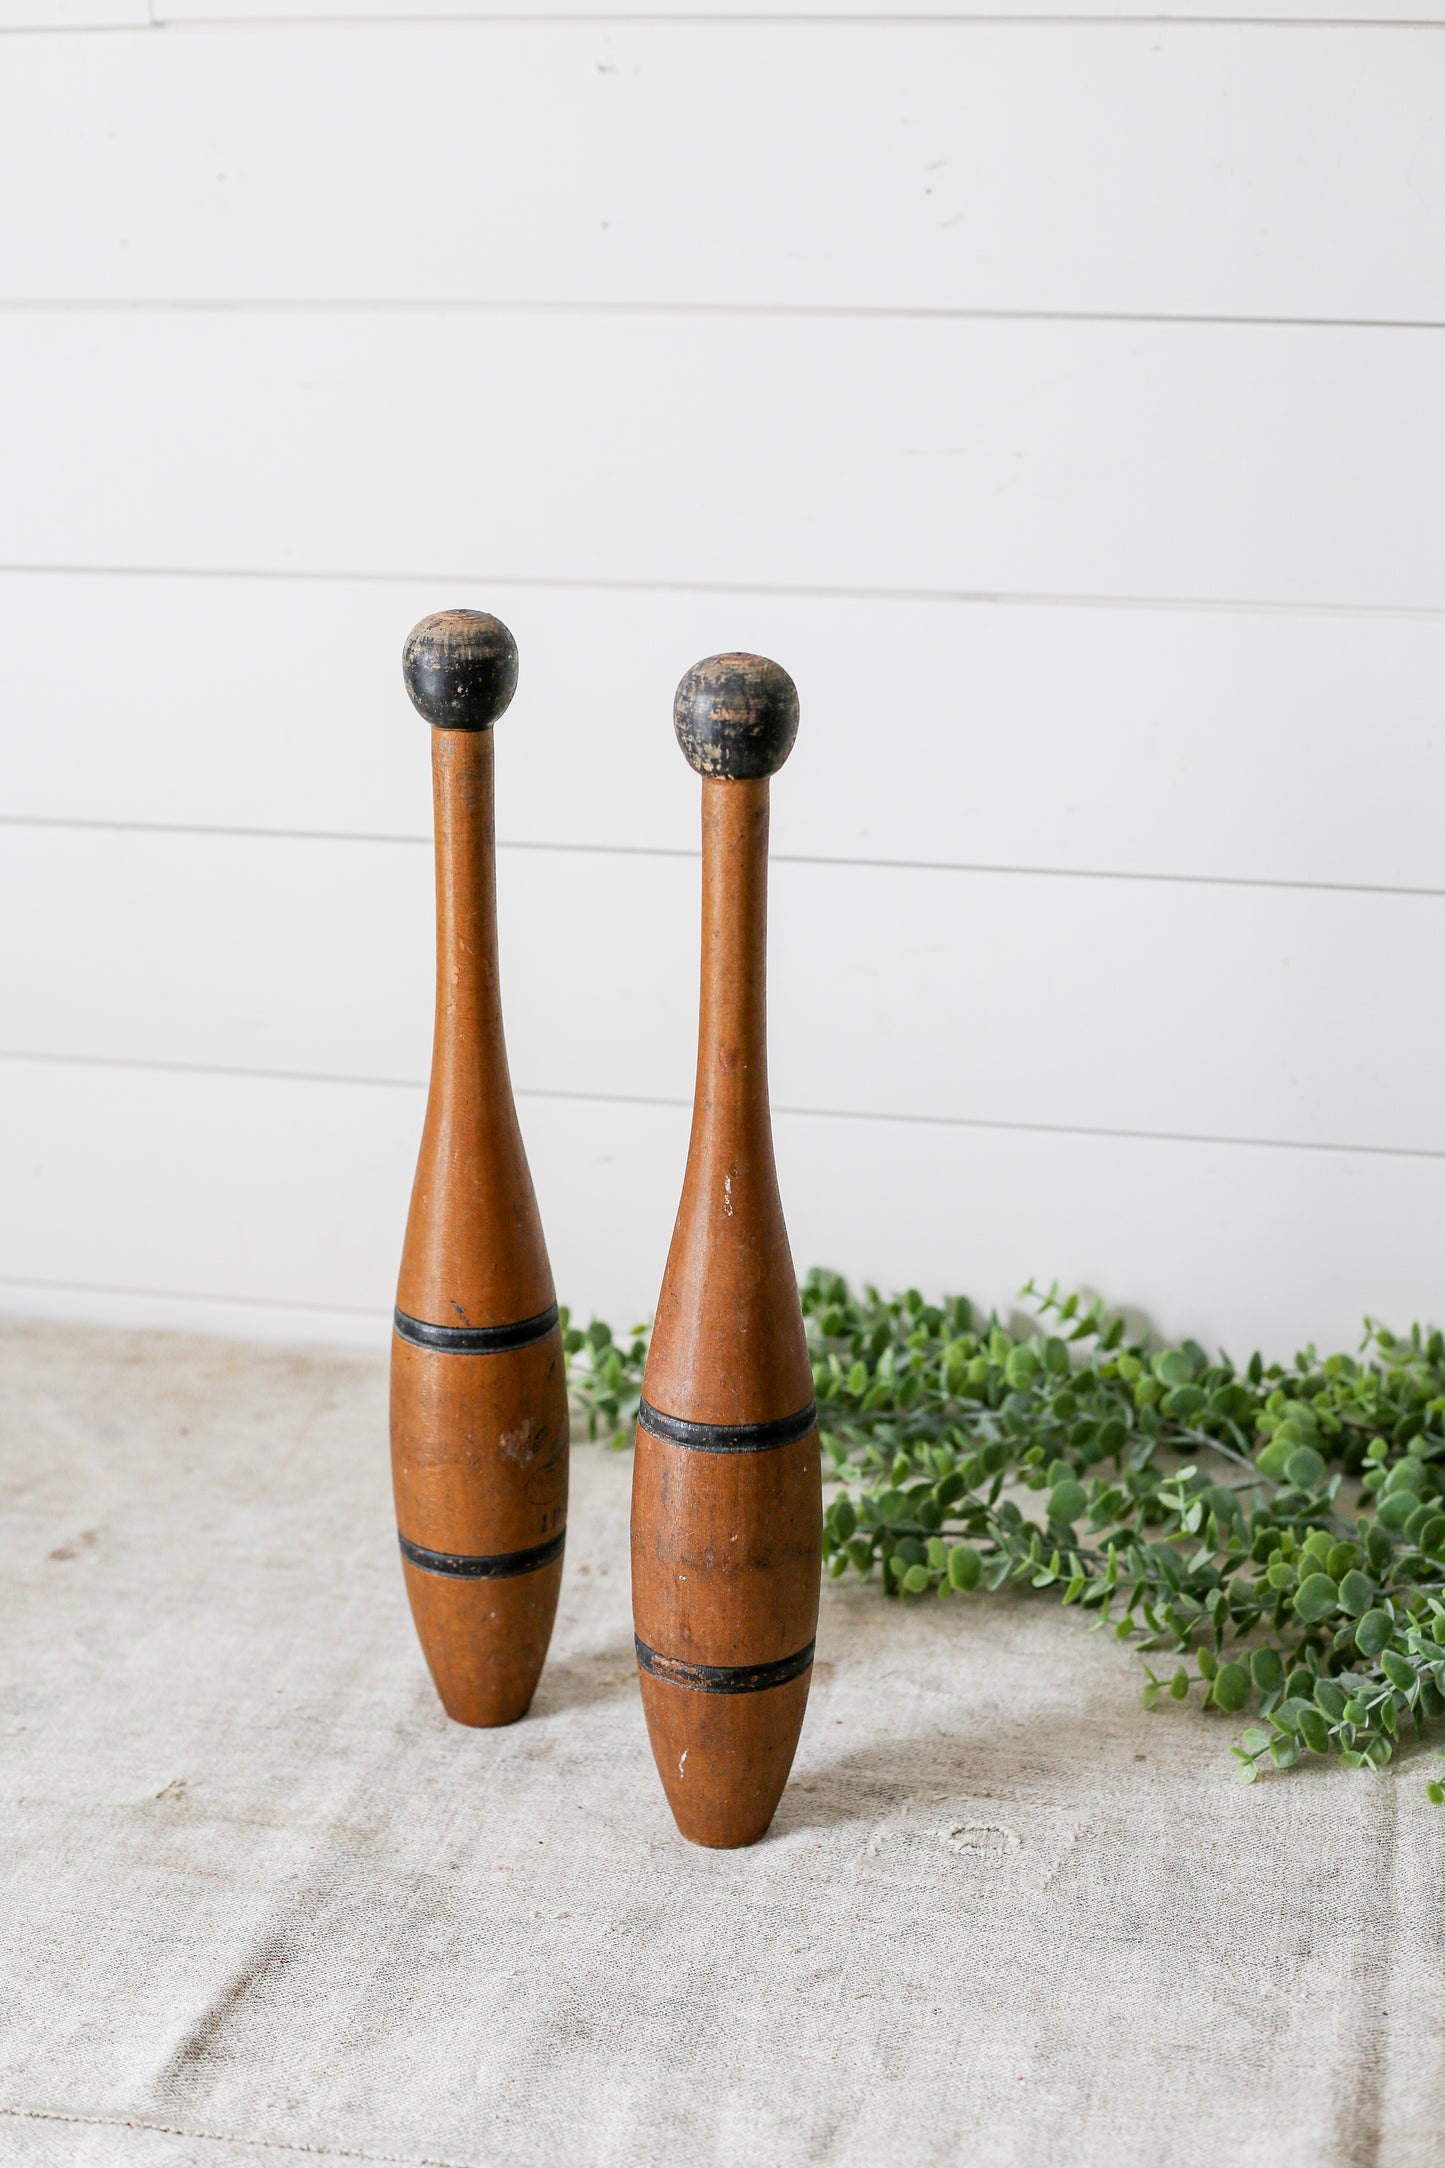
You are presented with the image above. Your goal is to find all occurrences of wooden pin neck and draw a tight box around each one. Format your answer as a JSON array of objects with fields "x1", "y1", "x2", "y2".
[
  {"x1": 696, "y1": 776, "x2": 770, "y2": 1110},
  {"x1": 431, "y1": 716, "x2": 494, "y2": 785}
]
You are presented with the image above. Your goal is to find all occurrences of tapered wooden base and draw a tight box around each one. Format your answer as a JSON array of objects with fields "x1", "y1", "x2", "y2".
[
  {"x1": 631, "y1": 1430, "x2": 820, "y2": 1657},
  {"x1": 402, "y1": 1555, "x2": 564, "y2": 1727},
  {"x1": 390, "y1": 1333, "x2": 569, "y2": 1549},
  {"x1": 391, "y1": 1328, "x2": 568, "y2": 1728},
  {"x1": 632, "y1": 1424, "x2": 820, "y2": 1846},
  {"x1": 638, "y1": 1670, "x2": 813, "y2": 1848}
]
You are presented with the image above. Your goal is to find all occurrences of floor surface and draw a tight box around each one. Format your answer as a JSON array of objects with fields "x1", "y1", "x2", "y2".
[{"x1": 2, "y1": 1321, "x2": 1441, "y2": 2167}]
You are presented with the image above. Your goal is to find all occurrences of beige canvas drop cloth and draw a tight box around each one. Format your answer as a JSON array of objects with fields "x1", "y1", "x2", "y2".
[{"x1": 2, "y1": 1321, "x2": 1442, "y2": 2168}]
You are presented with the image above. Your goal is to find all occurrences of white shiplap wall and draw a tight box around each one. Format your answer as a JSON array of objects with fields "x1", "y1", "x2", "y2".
[{"x1": 1, "y1": 8, "x2": 1442, "y2": 1358}]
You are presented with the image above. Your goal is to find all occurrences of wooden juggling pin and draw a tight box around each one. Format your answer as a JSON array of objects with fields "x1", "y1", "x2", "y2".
[
  {"x1": 391, "y1": 610, "x2": 567, "y2": 1727},
  {"x1": 632, "y1": 654, "x2": 821, "y2": 1847}
]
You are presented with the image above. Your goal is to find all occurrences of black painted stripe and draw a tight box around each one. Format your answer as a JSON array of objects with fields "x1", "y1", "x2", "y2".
[
  {"x1": 637, "y1": 1397, "x2": 817, "y2": 1454},
  {"x1": 633, "y1": 1635, "x2": 816, "y2": 1696},
  {"x1": 398, "y1": 1529, "x2": 565, "y2": 1580},
  {"x1": 393, "y1": 1302, "x2": 559, "y2": 1355}
]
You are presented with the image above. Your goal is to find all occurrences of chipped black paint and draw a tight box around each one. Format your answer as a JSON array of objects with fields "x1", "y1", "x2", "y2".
[
  {"x1": 398, "y1": 1530, "x2": 566, "y2": 1579},
  {"x1": 637, "y1": 1397, "x2": 818, "y2": 1454},
  {"x1": 673, "y1": 652, "x2": 799, "y2": 780},
  {"x1": 634, "y1": 1636, "x2": 816, "y2": 1695},
  {"x1": 392, "y1": 1303, "x2": 559, "y2": 1355}
]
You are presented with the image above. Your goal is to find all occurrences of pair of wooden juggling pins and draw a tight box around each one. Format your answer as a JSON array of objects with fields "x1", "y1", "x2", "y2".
[{"x1": 391, "y1": 610, "x2": 819, "y2": 1849}]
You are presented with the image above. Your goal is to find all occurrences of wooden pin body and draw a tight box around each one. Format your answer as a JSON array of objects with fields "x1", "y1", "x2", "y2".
[
  {"x1": 633, "y1": 660, "x2": 820, "y2": 1847},
  {"x1": 391, "y1": 616, "x2": 567, "y2": 1727}
]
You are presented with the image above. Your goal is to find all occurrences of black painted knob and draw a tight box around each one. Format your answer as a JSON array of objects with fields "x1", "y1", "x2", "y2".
[
  {"x1": 402, "y1": 610, "x2": 519, "y2": 731},
  {"x1": 673, "y1": 653, "x2": 799, "y2": 780}
]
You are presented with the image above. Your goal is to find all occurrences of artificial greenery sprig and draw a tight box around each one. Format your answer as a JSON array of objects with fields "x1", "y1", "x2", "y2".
[{"x1": 561, "y1": 1274, "x2": 1445, "y2": 1795}]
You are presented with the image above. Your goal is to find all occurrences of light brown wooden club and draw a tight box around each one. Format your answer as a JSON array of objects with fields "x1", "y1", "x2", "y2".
[
  {"x1": 390, "y1": 610, "x2": 567, "y2": 1728},
  {"x1": 631, "y1": 653, "x2": 822, "y2": 1848}
]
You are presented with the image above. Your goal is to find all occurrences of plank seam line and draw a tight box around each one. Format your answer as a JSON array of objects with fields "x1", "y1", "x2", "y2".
[
  {"x1": 0, "y1": 2103, "x2": 474, "y2": 2168},
  {"x1": 2, "y1": 813, "x2": 1442, "y2": 899},
  {"x1": 3, "y1": 563, "x2": 1444, "y2": 621},
  {"x1": 0, "y1": 24, "x2": 154, "y2": 35},
  {"x1": 2, "y1": 1047, "x2": 1441, "y2": 1161},
  {"x1": 19, "y1": 12, "x2": 1445, "y2": 29},
  {"x1": 5, "y1": 298, "x2": 1445, "y2": 333}
]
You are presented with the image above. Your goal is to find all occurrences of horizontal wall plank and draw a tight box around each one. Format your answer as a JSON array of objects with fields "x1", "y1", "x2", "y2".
[
  {"x1": 150, "y1": 0, "x2": 1445, "y2": 27},
  {"x1": 2, "y1": 1055, "x2": 1441, "y2": 1360},
  {"x1": 4, "y1": 571, "x2": 1443, "y2": 892},
  {"x1": 0, "y1": 1058, "x2": 423, "y2": 1316},
  {"x1": 5, "y1": 827, "x2": 1445, "y2": 1151},
  {"x1": 4, "y1": 26, "x2": 1444, "y2": 321},
  {"x1": 2, "y1": 312, "x2": 1442, "y2": 610}
]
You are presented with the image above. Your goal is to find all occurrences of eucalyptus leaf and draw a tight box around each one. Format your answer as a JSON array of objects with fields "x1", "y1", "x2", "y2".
[
  {"x1": 1213, "y1": 1663, "x2": 1250, "y2": 1714},
  {"x1": 1048, "y1": 1479, "x2": 1088, "y2": 1527},
  {"x1": 1337, "y1": 1570, "x2": 1375, "y2": 1619},
  {"x1": 1293, "y1": 1574, "x2": 1339, "y2": 1624},
  {"x1": 1355, "y1": 1610, "x2": 1395, "y2": 1660},
  {"x1": 1250, "y1": 1648, "x2": 1284, "y2": 1693}
]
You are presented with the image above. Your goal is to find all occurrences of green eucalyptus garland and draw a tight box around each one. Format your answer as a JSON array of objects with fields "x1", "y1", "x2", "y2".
[{"x1": 563, "y1": 1273, "x2": 1445, "y2": 1798}]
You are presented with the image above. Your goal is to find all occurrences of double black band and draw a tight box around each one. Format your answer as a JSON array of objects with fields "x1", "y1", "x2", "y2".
[
  {"x1": 637, "y1": 1397, "x2": 817, "y2": 1455},
  {"x1": 393, "y1": 1302, "x2": 559, "y2": 1355},
  {"x1": 398, "y1": 1529, "x2": 565, "y2": 1580},
  {"x1": 633, "y1": 1635, "x2": 816, "y2": 1696}
]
